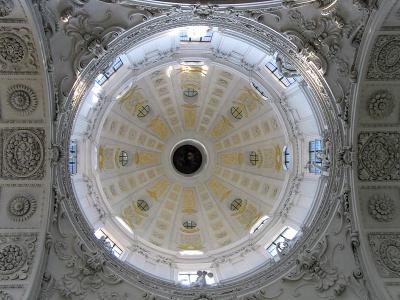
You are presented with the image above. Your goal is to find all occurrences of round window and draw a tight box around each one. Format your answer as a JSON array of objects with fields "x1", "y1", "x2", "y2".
[
  {"x1": 137, "y1": 199, "x2": 150, "y2": 212},
  {"x1": 183, "y1": 220, "x2": 197, "y2": 229}
]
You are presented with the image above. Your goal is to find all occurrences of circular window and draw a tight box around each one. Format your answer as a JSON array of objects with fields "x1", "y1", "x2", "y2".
[
  {"x1": 230, "y1": 105, "x2": 243, "y2": 120},
  {"x1": 137, "y1": 199, "x2": 150, "y2": 212},
  {"x1": 183, "y1": 88, "x2": 198, "y2": 98},
  {"x1": 230, "y1": 198, "x2": 243, "y2": 211},
  {"x1": 137, "y1": 105, "x2": 151, "y2": 118},
  {"x1": 119, "y1": 150, "x2": 128, "y2": 166},
  {"x1": 183, "y1": 220, "x2": 197, "y2": 229},
  {"x1": 249, "y1": 151, "x2": 260, "y2": 166}
]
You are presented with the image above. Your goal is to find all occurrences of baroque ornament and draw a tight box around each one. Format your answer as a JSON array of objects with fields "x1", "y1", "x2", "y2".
[
  {"x1": 367, "y1": 35, "x2": 400, "y2": 80},
  {"x1": 368, "y1": 194, "x2": 395, "y2": 222},
  {"x1": 0, "y1": 27, "x2": 38, "y2": 73},
  {"x1": 358, "y1": 132, "x2": 400, "y2": 181},
  {"x1": 369, "y1": 233, "x2": 400, "y2": 277},
  {"x1": 0, "y1": 33, "x2": 25, "y2": 63},
  {"x1": 0, "y1": 233, "x2": 37, "y2": 280},
  {"x1": 2, "y1": 128, "x2": 45, "y2": 179},
  {"x1": 0, "y1": 245, "x2": 26, "y2": 275},
  {"x1": 7, "y1": 84, "x2": 38, "y2": 115},
  {"x1": 0, "y1": 291, "x2": 12, "y2": 300},
  {"x1": 55, "y1": 9, "x2": 344, "y2": 299},
  {"x1": 367, "y1": 90, "x2": 394, "y2": 119},
  {"x1": 55, "y1": 237, "x2": 121, "y2": 298},
  {"x1": 8, "y1": 195, "x2": 37, "y2": 222},
  {"x1": 0, "y1": 0, "x2": 14, "y2": 17},
  {"x1": 284, "y1": 235, "x2": 347, "y2": 297}
]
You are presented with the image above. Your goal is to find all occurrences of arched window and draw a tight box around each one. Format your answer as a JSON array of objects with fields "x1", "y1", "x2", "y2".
[
  {"x1": 230, "y1": 198, "x2": 243, "y2": 211},
  {"x1": 283, "y1": 146, "x2": 290, "y2": 170},
  {"x1": 137, "y1": 105, "x2": 151, "y2": 118},
  {"x1": 137, "y1": 199, "x2": 150, "y2": 212},
  {"x1": 249, "y1": 151, "x2": 260, "y2": 166},
  {"x1": 183, "y1": 220, "x2": 197, "y2": 230},
  {"x1": 308, "y1": 139, "x2": 322, "y2": 174},
  {"x1": 230, "y1": 106, "x2": 243, "y2": 120},
  {"x1": 183, "y1": 88, "x2": 198, "y2": 98},
  {"x1": 119, "y1": 150, "x2": 128, "y2": 166}
]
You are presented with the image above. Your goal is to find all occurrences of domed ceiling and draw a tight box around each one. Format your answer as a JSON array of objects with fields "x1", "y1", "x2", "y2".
[
  {"x1": 70, "y1": 27, "x2": 321, "y2": 283},
  {"x1": 96, "y1": 63, "x2": 288, "y2": 253}
]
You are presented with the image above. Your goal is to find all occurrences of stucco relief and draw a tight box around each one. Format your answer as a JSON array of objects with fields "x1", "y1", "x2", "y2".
[
  {"x1": 367, "y1": 35, "x2": 400, "y2": 80},
  {"x1": 358, "y1": 132, "x2": 400, "y2": 181},
  {"x1": 0, "y1": 233, "x2": 37, "y2": 280},
  {"x1": 1, "y1": 128, "x2": 45, "y2": 179},
  {"x1": 368, "y1": 194, "x2": 395, "y2": 222},
  {"x1": 6, "y1": 84, "x2": 38, "y2": 115},
  {"x1": 0, "y1": 27, "x2": 38, "y2": 74},
  {"x1": 367, "y1": 90, "x2": 394, "y2": 119},
  {"x1": 0, "y1": 0, "x2": 14, "y2": 17},
  {"x1": 0, "y1": 290, "x2": 12, "y2": 300},
  {"x1": 369, "y1": 233, "x2": 400, "y2": 277},
  {"x1": 7, "y1": 195, "x2": 37, "y2": 222}
]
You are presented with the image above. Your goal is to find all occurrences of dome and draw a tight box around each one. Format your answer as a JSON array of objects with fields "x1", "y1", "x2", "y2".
[{"x1": 70, "y1": 27, "x2": 321, "y2": 283}]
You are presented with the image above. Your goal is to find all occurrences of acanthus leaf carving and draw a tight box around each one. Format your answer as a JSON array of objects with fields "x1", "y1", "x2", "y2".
[
  {"x1": 284, "y1": 235, "x2": 347, "y2": 298},
  {"x1": 62, "y1": 10, "x2": 125, "y2": 75},
  {"x1": 56, "y1": 237, "x2": 122, "y2": 299}
]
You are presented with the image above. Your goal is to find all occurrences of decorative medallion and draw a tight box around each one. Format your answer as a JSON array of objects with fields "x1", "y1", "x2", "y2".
[
  {"x1": 0, "y1": 33, "x2": 25, "y2": 63},
  {"x1": 379, "y1": 239, "x2": 400, "y2": 273},
  {"x1": 369, "y1": 233, "x2": 400, "y2": 277},
  {"x1": 368, "y1": 194, "x2": 395, "y2": 222},
  {"x1": 0, "y1": 27, "x2": 38, "y2": 73},
  {"x1": 0, "y1": 0, "x2": 14, "y2": 17},
  {"x1": 0, "y1": 291, "x2": 12, "y2": 300},
  {"x1": 367, "y1": 90, "x2": 394, "y2": 119},
  {"x1": 0, "y1": 233, "x2": 37, "y2": 280},
  {"x1": 367, "y1": 35, "x2": 400, "y2": 80},
  {"x1": 7, "y1": 85, "x2": 38, "y2": 115},
  {"x1": 0, "y1": 245, "x2": 27, "y2": 275},
  {"x1": 8, "y1": 195, "x2": 37, "y2": 222},
  {"x1": 1, "y1": 128, "x2": 45, "y2": 179},
  {"x1": 358, "y1": 132, "x2": 400, "y2": 181}
]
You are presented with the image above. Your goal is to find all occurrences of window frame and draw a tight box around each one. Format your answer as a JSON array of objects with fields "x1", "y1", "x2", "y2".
[
  {"x1": 68, "y1": 140, "x2": 77, "y2": 174},
  {"x1": 265, "y1": 61, "x2": 296, "y2": 87},
  {"x1": 95, "y1": 57, "x2": 123, "y2": 86},
  {"x1": 94, "y1": 228, "x2": 123, "y2": 258},
  {"x1": 183, "y1": 220, "x2": 197, "y2": 230},
  {"x1": 308, "y1": 139, "x2": 322, "y2": 174}
]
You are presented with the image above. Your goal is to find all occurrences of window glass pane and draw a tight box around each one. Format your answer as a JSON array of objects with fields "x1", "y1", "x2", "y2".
[{"x1": 282, "y1": 227, "x2": 298, "y2": 240}]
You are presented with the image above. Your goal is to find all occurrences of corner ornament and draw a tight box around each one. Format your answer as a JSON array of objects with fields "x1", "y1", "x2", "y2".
[
  {"x1": 56, "y1": 237, "x2": 122, "y2": 298},
  {"x1": 284, "y1": 235, "x2": 347, "y2": 298}
]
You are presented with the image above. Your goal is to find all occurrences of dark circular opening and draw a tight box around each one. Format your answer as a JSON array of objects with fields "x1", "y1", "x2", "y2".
[{"x1": 172, "y1": 144, "x2": 203, "y2": 175}]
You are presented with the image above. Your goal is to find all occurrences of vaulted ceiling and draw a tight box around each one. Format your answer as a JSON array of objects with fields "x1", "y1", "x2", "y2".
[{"x1": 0, "y1": 0, "x2": 400, "y2": 299}]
